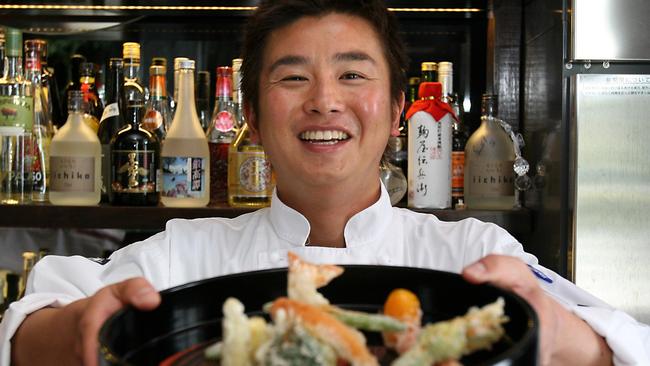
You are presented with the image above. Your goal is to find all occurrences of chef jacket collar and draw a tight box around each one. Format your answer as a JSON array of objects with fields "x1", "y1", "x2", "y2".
[{"x1": 269, "y1": 182, "x2": 394, "y2": 248}]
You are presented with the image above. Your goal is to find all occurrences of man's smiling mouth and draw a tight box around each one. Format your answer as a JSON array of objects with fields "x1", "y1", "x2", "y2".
[{"x1": 299, "y1": 130, "x2": 350, "y2": 145}]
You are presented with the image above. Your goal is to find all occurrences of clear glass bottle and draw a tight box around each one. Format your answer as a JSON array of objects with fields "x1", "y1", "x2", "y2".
[
  {"x1": 98, "y1": 58, "x2": 126, "y2": 203},
  {"x1": 49, "y1": 90, "x2": 101, "y2": 206},
  {"x1": 142, "y1": 65, "x2": 171, "y2": 140},
  {"x1": 438, "y1": 61, "x2": 468, "y2": 209},
  {"x1": 24, "y1": 39, "x2": 53, "y2": 203},
  {"x1": 464, "y1": 94, "x2": 515, "y2": 209},
  {"x1": 0, "y1": 27, "x2": 34, "y2": 204},
  {"x1": 122, "y1": 42, "x2": 146, "y2": 106},
  {"x1": 228, "y1": 123, "x2": 274, "y2": 208},
  {"x1": 160, "y1": 59, "x2": 209, "y2": 207},
  {"x1": 196, "y1": 70, "x2": 211, "y2": 131},
  {"x1": 231, "y1": 58, "x2": 244, "y2": 129},
  {"x1": 79, "y1": 62, "x2": 103, "y2": 123},
  {"x1": 111, "y1": 100, "x2": 160, "y2": 206},
  {"x1": 207, "y1": 66, "x2": 236, "y2": 205}
]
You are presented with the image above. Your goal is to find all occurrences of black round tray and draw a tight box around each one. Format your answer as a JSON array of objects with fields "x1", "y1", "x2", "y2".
[{"x1": 100, "y1": 265, "x2": 539, "y2": 365}]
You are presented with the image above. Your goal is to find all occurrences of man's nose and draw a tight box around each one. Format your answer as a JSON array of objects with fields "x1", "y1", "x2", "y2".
[{"x1": 303, "y1": 77, "x2": 345, "y2": 115}]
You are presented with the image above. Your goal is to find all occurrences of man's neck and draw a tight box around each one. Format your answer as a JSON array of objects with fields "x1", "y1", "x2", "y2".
[{"x1": 276, "y1": 179, "x2": 381, "y2": 248}]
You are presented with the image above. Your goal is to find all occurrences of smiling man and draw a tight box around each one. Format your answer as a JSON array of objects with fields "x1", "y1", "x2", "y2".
[{"x1": 2, "y1": 1, "x2": 649, "y2": 365}]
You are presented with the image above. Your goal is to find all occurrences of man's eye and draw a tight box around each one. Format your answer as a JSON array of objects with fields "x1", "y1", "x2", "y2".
[
  {"x1": 341, "y1": 72, "x2": 364, "y2": 80},
  {"x1": 282, "y1": 75, "x2": 307, "y2": 82}
]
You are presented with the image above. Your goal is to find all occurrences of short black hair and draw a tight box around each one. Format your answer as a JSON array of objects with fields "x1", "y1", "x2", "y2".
[{"x1": 241, "y1": 0, "x2": 408, "y2": 116}]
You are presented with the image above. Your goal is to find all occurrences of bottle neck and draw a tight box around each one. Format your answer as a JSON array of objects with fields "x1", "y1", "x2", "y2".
[
  {"x1": 439, "y1": 72, "x2": 453, "y2": 97},
  {"x1": 124, "y1": 58, "x2": 141, "y2": 81},
  {"x1": 176, "y1": 68, "x2": 198, "y2": 118},
  {"x1": 24, "y1": 53, "x2": 42, "y2": 83},
  {"x1": 106, "y1": 68, "x2": 124, "y2": 105},
  {"x1": 80, "y1": 76, "x2": 96, "y2": 86},
  {"x1": 150, "y1": 74, "x2": 167, "y2": 98},
  {"x1": 127, "y1": 106, "x2": 142, "y2": 128}
]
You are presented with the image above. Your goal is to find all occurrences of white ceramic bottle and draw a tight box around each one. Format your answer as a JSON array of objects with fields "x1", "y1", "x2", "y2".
[
  {"x1": 160, "y1": 59, "x2": 210, "y2": 207},
  {"x1": 49, "y1": 90, "x2": 101, "y2": 205}
]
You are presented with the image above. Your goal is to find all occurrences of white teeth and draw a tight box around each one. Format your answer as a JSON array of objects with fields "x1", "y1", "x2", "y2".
[{"x1": 299, "y1": 130, "x2": 349, "y2": 142}]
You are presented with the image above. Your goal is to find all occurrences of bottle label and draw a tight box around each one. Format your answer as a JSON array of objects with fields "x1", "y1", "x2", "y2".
[
  {"x1": 32, "y1": 134, "x2": 51, "y2": 196},
  {"x1": 407, "y1": 111, "x2": 452, "y2": 208},
  {"x1": 112, "y1": 150, "x2": 157, "y2": 194},
  {"x1": 100, "y1": 103, "x2": 119, "y2": 123},
  {"x1": 214, "y1": 110, "x2": 235, "y2": 132},
  {"x1": 0, "y1": 96, "x2": 34, "y2": 131},
  {"x1": 161, "y1": 157, "x2": 206, "y2": 199},
  {"x1": 451, "y1": 151, "x2": 464, "y2": 198},
  {"x1": 50, "y1": 156, "x2": 95, "y2": 192},
  {"x1": 143, "y1": 109, "x2": 163, "y2": 131},
  {"x1": 229, "y1": 151, "x2": 273, "y2": 197},
  {"x1": 467, "y1": 159, "x2": 515, "y2": 197},
  {"x1": 25, "y1": 56, "x2": 41, "y2": 72}
]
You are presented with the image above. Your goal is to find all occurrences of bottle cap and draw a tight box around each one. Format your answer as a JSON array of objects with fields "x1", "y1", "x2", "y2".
[
  {"x1": 174, "y1": 57, "x2": 189, "y2": 70},
  {"x1": 418, "y1": 82, "x2": 442, "y2": 99},
  {"x1": 152, "y1": 57, "x2": 167, "y2": 67},
  {"x1": 149, "y1": 65, "x2": 166, "y2": 76},
  {"x1": 178, "y1": 59, "x2": 195, "y2": 70},
  {"x1": 232, "y1": 58, "x2": 243, "y2": 72},
  {"x1": 421, "y1": 62, "x2": 437, "y2": 72},
  {"x1": 108, "y1": 57, "x2": 124, "y2": 69},
  {"x1": 24, "y1": 39, "x2": 46, "y2": 53},
  {"x1": 4, "y1": 27, "x2": 22, "y2": 57},
  {"x1": 437, "y1": 61, "x2": 453, "y2": 75},
  {"x1": 122, "y1": 42, "x2": 141, "y2": 60}
]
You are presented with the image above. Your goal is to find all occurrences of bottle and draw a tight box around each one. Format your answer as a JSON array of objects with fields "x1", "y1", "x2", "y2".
[
  {"x1": 406, "y1": 82, "x2": 453, "y2": 209},
  {"x1": 228, "y1": 123, "x2": 274, "y2": 208},
  {"x1": 464, "y1": 94, "x2": 516, "y2": 209},
  {"x1": 34, "y1": 40, "x2": 64, "y2": 131},
  {"x1": 122, "y1": 42, "x2": 146, "y2": 106},
  {"x1": 231, "y1": 58, "x2": 244, "y2": 128},
  {"x1": 420, "y1": 62, "x2": 438, "y2": 84},
  {"x1": 24, "y1": 39, "x2": 54, "y2": 203},
  {"x1": 49, "y1": 90, "x2": 101, "y2": 205},
  {"x1": 111, "y1": 100, "x2": 160, "y2": 206},
  {"x1": 379, "y1": 155, "x2": 407, "y2": 206},
  {"x1": 142, "y1": 65, "x2": 171, "y2": 140},
  {"x1": 79, "y1": 62, "x2": 104, "y2": 123},
  {"x1": 0, "y1": 27, "x2": 34, "y2": 205},
  {"x1": 438, "y1": 62, "x2": 468, "y2": 209},
  {"x1": 196, "y1": 70, "x2": 211, "y2": 131},
  {"x1": 151, "y1": 57, "x2": 173, "y2": 116},
  {"x1": 18, "y1": 251, "x2": 35, "y2": 299},
  {"x1": 62, "y1": 54, "x2": 86, "y2": 123},
  {"x1": 170, "y1": 57, "x2": 189, "y2": 117},
  {"x1": 206, "y1": 66, "x2": 236, "y2": 205},
  {"x1": 160, "y1": 59, "x2": 209, "y2": 207},
  {"x1": 98, "y1": 58, "x2": 126, "y2": 203},
  {"x1": 0, "y1": 29, "x2": 4, "y2": 76}
]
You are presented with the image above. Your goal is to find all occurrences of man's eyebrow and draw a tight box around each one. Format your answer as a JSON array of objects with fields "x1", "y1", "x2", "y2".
[
  {"x1": 333, "y1": 51, "x2": 377, "y2": 65},
  {"x1": 268, "y1": 55, "x2": 308, "y2": 73}
]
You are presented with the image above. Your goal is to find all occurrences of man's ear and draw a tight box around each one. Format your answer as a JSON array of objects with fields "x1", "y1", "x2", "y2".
[
  {"x1": 245, "y1": 102, "x2": 262, "y2": 144},
  {"x1": 391, "y1": 91, "x2": 405, "y2": 137}
]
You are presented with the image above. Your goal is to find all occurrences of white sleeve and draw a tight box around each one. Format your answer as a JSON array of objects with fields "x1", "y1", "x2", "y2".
[
  {"x1": 0, "y1": 230, "x2": 171, "y2": 366},
  {"x1": 523, "y1": 263, "x2": 650, "y2": 366}
]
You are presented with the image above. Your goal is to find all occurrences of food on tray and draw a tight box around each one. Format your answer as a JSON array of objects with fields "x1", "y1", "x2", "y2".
[{"x1": 204, "y1": 252, "x2": 508, "y2": 366}]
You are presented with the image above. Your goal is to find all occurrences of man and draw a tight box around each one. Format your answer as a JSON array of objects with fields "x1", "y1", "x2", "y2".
[{"x1": 2, "y1": 1, "x2": 649, "y2": 365}]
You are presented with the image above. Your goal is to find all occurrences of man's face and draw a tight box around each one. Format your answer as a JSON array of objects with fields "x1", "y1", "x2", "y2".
[{"x1": 250, "y1": 13, "x2": 403, "y2": 195}]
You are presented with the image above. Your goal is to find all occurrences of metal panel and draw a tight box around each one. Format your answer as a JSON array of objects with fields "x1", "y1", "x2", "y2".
[
  {"x1": 574, "y1": 74, "x2": 650, "y2": 323},
  {"x1": 573, "y1": 0, "x2": 650, "y2": 61}
]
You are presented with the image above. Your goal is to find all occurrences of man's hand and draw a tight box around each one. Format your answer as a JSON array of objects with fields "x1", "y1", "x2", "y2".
[
  {"x1": 462, "y1": 255, "x2": 612, "y2": 366},
  {"x1": 12, "y1": 277, "x2": 161, "y2": 366}
]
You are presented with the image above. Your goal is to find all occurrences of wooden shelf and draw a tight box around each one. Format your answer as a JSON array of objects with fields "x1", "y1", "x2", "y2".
[{"x1": 0, "y1": 203, "x2": 532, "y2": 233}]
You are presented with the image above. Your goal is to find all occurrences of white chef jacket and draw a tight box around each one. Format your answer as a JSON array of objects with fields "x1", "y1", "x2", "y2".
[{"x1": 1, "y1": 184, "x2": 649, "y2": 365}]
